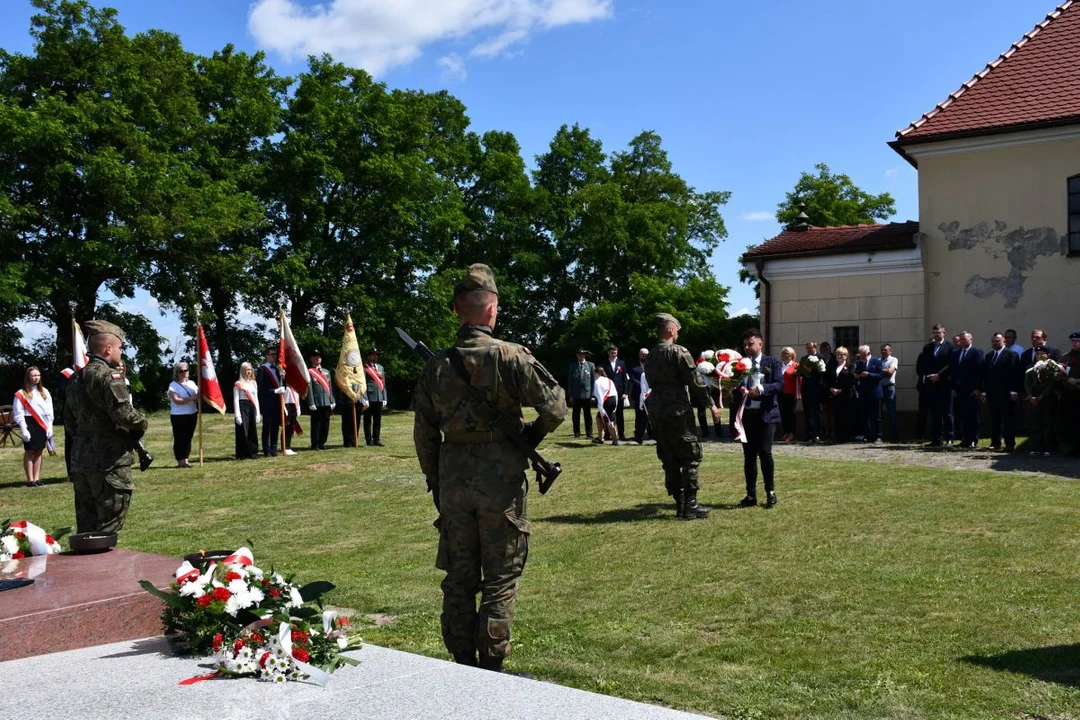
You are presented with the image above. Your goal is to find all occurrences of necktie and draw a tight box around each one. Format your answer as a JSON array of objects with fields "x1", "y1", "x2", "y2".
[
  {"x1": 934, "y1": 343, "x2": 940, "y2": 357},
  {"x1": 992, "y1": 350, "x2": 999, "y2": 366},
  {"x1": 960, "y1": 348, "x2": 967, "y2": 363}
]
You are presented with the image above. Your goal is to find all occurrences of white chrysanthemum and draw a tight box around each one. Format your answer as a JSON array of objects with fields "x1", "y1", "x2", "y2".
[
  {"x1": 700, "y1": 349, "x2": 715, "y2": 361},
  {"x1": 247, "y1": 587, "x2": 265, "y2": 606},
  {"x1": 225, "y1": 595, "x2": 244, "y2": 617},
  {"x1": 695, "y1": 361, "x2": 716, "y2": 376},
  {"x1": 228, "y1": 578, "x2": 249, "y2": 595},
  {"x1": 289, "y1": 587, "x2": 304, "y2": 608},
  {"x1": 1, "y1": 535, "x2": 19, "y2": 554}
]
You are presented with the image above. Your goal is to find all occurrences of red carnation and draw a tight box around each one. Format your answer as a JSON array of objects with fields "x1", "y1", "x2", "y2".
[
  {"x1": 269, "y1": 588, "x2": 281, "y2": 598},
  {"x1": 12, "y1": 551, "x2": 25, "y2": 560},
  {"x1": 262, "y1": 578, "x2": 271, "y2": 587},
  {"x1": 259, "y1": 651, "x2": 271, "y2": 668},
  {"x1": 292, "y1": 647, "x2": 310, "y2": 663},
  {"x1": 291, "y1": 630, "x2": 309, "y2": 644},
  {"x1": 15, "y1": 532, "x2": 25, "y2": 540},
  {"x1": 212, "y1": 587, "x2": 231, "y2": 602},
  {"x1": 197, "y1": 595, "x2": 212, "y2": 608},
  {"x1": 45, "y1": 535, "x2": 55, "y2": 544},
  {"x1": 251, "y1": 633, "x2": 264, "y2": 643},
  {"x1": 224, "y1": 571, "x2": 241, "y2": 582},
  {"x1": 233, "y1": 638, "x2": 246, "y2": 653},
  {"x1": 212, "y1": 633, "x2": 224, "y2": 651}
]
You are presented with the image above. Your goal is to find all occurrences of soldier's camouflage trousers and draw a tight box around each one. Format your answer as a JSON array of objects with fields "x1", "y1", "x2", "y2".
[
  {"x1": 651, "y1": 410, "x2": 702, "y2": 496},
  {"x1": 71, "y1": 468, "x2": 133, "y2": 534},
  {"x1": 436, "y1": 478, "x2": 530, "y2": 660}
]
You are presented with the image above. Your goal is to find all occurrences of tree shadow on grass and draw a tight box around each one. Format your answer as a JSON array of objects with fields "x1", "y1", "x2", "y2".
[
  {"x1": 544, "y1": 503, "x2": 672, "y2": 524},
  {"x1": 961, "y1": 644, "x2": 1080, "y2": 688}
]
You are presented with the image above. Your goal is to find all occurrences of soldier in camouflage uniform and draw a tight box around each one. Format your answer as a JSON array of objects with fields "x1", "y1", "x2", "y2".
[
  {"x1": 413, "y1": 264, "x2": 566, "y2": 672},
  {"x1": 645, "y1": 313, "x2": 721, "y2": 520},
  {"x1": 63, "y1": 320, "x2": 149, "y2": 534}
]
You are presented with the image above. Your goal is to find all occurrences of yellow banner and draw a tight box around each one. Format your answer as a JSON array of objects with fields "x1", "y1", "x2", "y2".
[{"x1": 335, "y1": 314, "x2": 367, "y2": 402}]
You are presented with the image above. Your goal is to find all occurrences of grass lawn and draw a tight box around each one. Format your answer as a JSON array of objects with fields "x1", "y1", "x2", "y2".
[{"x1": 2, "y1": 409, "x2": 1079, "y2": 719}]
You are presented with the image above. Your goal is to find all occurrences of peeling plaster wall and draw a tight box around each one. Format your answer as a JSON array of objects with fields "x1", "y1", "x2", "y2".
[{"x1": 918, "y1": 137, "x2": 1080, "y2": 343}]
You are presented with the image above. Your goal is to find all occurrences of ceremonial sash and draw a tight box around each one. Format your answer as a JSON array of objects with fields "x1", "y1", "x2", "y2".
[
  {"x1": 365, "y1": 364, "x2": 385, "y2": 390},
  {"x1": 235, "y1": 382, "x2": 257, "y2": 407},
  {"x1": 261, "y1": 364, "x2": 280, "y2": 388},
  {"x1": 599, "y1": 380, "x2": 614, "y2": 404},
  {"x1": 15, "y1": 390, "x2": 49, "y2": 431},
  {"x1": 310, "y1": 367, "x2": 331, "y2": 393}
]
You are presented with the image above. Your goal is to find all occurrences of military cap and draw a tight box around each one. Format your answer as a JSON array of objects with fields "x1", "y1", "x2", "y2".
[
  {"x1": 1070, "y1": 331, "x2": 1080, "y2": 340},
  {"x1": 310, "y1": 349, "x2": 323, "y2": 357},
  {"x1": 368, "y1": 347, "x2": 379, "y2": 355},
  {"x1": 655, "y1": 312, "x2": 681, "y2": 330},
  {"x1": 454, "y1": 263, "x2": 498, "y2": 296},
  {"x1": 576, "y1": 348, "x2": 592, "y2": 357},
  {"x1": 82, "y1": 319, "x2": 125, "y2": 342}
]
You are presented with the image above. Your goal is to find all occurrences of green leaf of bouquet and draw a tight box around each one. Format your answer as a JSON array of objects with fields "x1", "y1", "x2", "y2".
[
  {"x1": 298, "y1": 581, "x2": 335, "y2": 602},
  {"x1": 139, "y1": 580, "x2": 187, "y2": 608}
]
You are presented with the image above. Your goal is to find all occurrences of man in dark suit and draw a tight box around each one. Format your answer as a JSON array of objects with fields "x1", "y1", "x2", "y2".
[
  {"x1": 917, "y1": 324, "x2": 954, "y2": 447},
  {"x1": 950, "y1": 331, "x2": 984, "y2": 449},
  {"x1": 601, "y1": 345, "x2": 629, "y2": 441},
  {"x1": 628, "y1": 348, "x2": 651, "y2": 444},
  {"x1": 256, "y1": 346, "x2": 285, "y2": 457},
  {"x1": 981, "y1": 332, "x2": 1020, "y2": 452},
  {"x1": 1018, "y1": 328, "x2": 1060, "y2": 438},
  {"x1": 853, "y1": 345, "x2": 883, "y2": 442},
  {"x1": 734, "y1": 328, "x2": 784, "y2": 508}
]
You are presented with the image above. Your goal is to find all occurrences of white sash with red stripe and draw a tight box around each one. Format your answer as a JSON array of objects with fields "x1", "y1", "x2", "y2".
[
  {"x1": 15, "y1": 390, "x2": 49, "y2": 432},
  {"x1": 365, "y1": 364, "x2": 385, "y2": 390}
]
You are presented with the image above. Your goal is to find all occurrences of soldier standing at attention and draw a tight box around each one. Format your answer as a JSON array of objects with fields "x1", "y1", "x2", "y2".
[
  {"x1": 306, "y1": 350, "x2": 334, "y2": 450},
  {"x1": 645, "y1": 313, "x2": 721, "y2": 520},
  {"x1": 63, "y1": 320, "x2": 149, "y2": 533},
  {"x1": 412, "y1": 264, "x2": 566, "y2": 672},
  {"x1": 363, "y1": 348, "x2": 387, "y2": 446}
]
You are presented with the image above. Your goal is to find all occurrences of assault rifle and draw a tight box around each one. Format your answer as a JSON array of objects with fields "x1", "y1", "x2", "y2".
[{"x1": 395, "y1": 327, "x2": 562, "y2": 494}]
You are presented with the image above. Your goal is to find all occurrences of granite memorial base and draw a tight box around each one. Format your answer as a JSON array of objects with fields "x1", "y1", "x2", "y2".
[{"x1": 0, "y1": 548, "x2": 177, "y2": 661}]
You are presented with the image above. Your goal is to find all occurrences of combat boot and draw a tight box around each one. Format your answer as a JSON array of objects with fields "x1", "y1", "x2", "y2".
[
  {"x1": 453, "y1": 651, "x2": 478, "y2": 667},
  {"x1": 673, "y1": 490, "x2": 685, "y2": 519},
  {"x1": 680, "y1": 491, "x2": 711, "y2": 520}
]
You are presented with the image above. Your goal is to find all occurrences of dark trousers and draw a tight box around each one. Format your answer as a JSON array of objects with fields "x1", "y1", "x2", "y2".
[
  {"x1": 633, "y1": 406, "x2": 652, "y2": 443},
  {"x1": 170, "y1": 413, "x2": 197, "y2": 461},
  {"x1": 858, "y1": 393, "x2": 881, "y2": 440},
  {"x1": 364, "y1": 401, "x2": 384, "y2": 444},
  {"x1": 1031, "y1": 395, "x2": 1058, "y2": 453},
  {"x1": 802, "y1": 396, "x2": 823, "y2": 440},
  {"x1": 310, "y1": 406, "x2": 331, "y2": 449},
  {"x1": 235, "y1": 400, "x2": 258, "y2": 458},
  {"x1": 571, "y1": 398, "x2": 593, "y2": 437},
  {"x1": 916, "y1": 385, "x2": 930, "y2": 440},
  {"x1": 341, "y1": 402, "x2": 362, "y2": 447},
  {"x1": 612, "y1": 399, "x2": 626, "y2": 439},
  {"x1": 284, "y1": 404, "x2": 298, "y2": 449},
  {"x1": 260, "y1": 395, "x2": 281, "y2": 455},
  {"x1": 955, "y1": 390, "x2": 980, "y2": 445},
  {"x1": 833, "y1": 395, "x2": 854, "y2": 443},
  {"x1": 928, "y1": 384, "x2": 953, "y2": 442},
  {"x1": 741, "y1": 411, "x2": 775, "y2": 497},
  {"x1": 988, "y1": 394, "x2": 1016, "y2": 449},
  {"x1": 881, "y1": 385, "x2": 899, "y2": 442},
  {"x1": 778, "y1": 393, "x2": 796, "y2": 435}
]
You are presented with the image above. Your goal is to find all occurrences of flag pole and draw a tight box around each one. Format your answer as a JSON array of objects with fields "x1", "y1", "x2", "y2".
[
  {"x1": 279, "y1": 311, "x2": 286, "y2": 456},
  {"x1": 196, "y1": 323, "x2": 204, "y2": 467},
  {"x1": 352, "y1": 403, "x2": 359, "y2": 448}
]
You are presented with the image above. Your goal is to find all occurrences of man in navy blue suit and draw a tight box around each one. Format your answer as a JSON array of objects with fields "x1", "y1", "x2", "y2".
[
  {"x1": 980, "y1": 332, "x2": 1020, "y2": 452},
  {"x1": 950, "y1": 331, "x2": 984, "y2": 449},
  {"x1": 917, "y1": 324, "x2": 954, "y2": 447},
  {"x1": 853, "y1": 345, "x2": 883, "y2": 442},
  {"x1": 734, "y1": 328, "x2": 784, "y2": 508},
  {"x1": 602, "y1": 345, "x2": 629, "y2": 441}
]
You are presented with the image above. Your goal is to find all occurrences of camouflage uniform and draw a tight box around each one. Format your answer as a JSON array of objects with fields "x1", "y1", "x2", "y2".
[
  {"x1": 63, "y1": 324, "x2": 148, "y2": 534},
  {"x1": 413, "y1": 265, "x2": 566, "y2": 667},
  {"x1": 645, "y1": 314, "x2": 716, "y2": 519}
]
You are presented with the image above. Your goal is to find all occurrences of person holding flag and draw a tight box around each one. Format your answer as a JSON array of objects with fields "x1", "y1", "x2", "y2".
[
  {"x1": 194, "y1": 324, "x2": 227, "y2": 465},
  {"x1": 307, "y1": 350, "x2": 334, "y2": 450},
  {"x1": 257, "y1": 346, "x2": 285, "y2": 457},
  {"x1": 364, "y1": 348, "x2": 387, "y2": 446},
  {"x1": 13, "y1": 366, "x2": 54, "y2": 487},
  {"x1": 276, "y1": 308, "x2": 310, "y2": 454},
  {"x1": 335, "y1": 315, "x2": 367, "y2": 447}
]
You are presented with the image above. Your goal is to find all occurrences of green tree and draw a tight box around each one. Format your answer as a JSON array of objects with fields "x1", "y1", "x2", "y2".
[{"x1": 776, "y1": 162, "x2": 896, "y2": 227}]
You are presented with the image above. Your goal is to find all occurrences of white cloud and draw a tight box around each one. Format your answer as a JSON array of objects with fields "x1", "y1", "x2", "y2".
[
  {"x1": 732, "y1": 307, "x2": 754, "y2": 317},
  {"x1": 740, "y1": 211, "x2": 774, "y2": 222},
  {"x1": 248, "y1": 0, "x2": 613, "y2": 76},
  {"x1": 437, "y1": 53, "x2": 467, "y2": 81},
  {"x1": 884, "y1": 164, "x2": 913, "y2": 182}
]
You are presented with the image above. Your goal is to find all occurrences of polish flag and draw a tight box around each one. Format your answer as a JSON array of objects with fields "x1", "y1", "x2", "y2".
[
  {"x1": 197, "y1": 324, "x2": 226, "y2": 414},
  {"x1": 62, "y1": 319, "x2": 90, "y2": 378},
  {"x1": 278, "y1": 309, "x2": 309, "y2": 397}
]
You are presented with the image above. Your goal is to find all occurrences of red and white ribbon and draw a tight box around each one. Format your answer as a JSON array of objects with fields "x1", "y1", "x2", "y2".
[
  {"x1": 9, "y1": 520, "x2": 51, "y2": 555},
  {"x1": 733, "y1": 397, "x2": 747, "y2": 444},
  {"x1": 222, "y1": 547, "x2": 254, "y2": 567}
]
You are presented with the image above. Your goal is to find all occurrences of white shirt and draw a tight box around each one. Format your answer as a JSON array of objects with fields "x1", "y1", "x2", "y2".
[
  {"x1": 168, "y1": 380, "x2": 199, "y2": 415},
  {"x1": 592, "y1": 376, "x2": 616, "y2": 416},
  {"x1": 233, "y1": 379, "x2": 261, "y2": 423},
  {"x1": 880, "y1": 356, "x2": 898, "y2": 386},
  {"x1": 13, "y1": 387, "x2": 54, "y2": 436},
  {"x1": 639, "y1": 373, "x2": 651, "y2": 410}
]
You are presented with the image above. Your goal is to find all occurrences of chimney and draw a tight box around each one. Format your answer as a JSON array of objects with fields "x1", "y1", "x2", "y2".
[{"x1": 788, "y1": 204, "x2": 811, "y2": 231}]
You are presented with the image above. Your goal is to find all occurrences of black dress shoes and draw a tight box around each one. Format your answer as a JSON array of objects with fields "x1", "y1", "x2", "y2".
[
  {"x1": 738, "y1": 495, "x2": 757, "y2": 508},
  {"x1": 766, "y1": 492, "x2": 778, "y2": 508}
]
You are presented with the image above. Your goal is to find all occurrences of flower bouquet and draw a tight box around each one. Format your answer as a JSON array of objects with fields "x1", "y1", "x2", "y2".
[
  {"x1": 1, "y1": 519, "x2": 69, "y2": 561},
  {"x1": 1029, "y1": 358, "x2": 1066, "y2": 384},
  {"x1": 140, "y1": 547, "x2": 360, "y2": 684},
  {"x1": 797, "y1": 355, "x2": 827, "y2": 378}
]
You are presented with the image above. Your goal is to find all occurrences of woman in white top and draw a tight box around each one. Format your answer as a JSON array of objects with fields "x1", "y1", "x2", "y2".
[
  {"x1": 13, "y1": 366, "x2": 54, "y2": 487},
  {"x1": 168, "y1": 361, "x2": 200, "y2": 468},
  {"x1": 233, "y1": 362, "x2": 261, "y2": 459},
  {"x1": 592, "y1": 367, "x2": 619, "y2": 446}
]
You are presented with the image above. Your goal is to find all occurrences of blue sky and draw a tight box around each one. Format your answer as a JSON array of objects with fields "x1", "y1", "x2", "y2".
[{"x1": 2, "y1": 0, "x2": 1060, "y2": 350}]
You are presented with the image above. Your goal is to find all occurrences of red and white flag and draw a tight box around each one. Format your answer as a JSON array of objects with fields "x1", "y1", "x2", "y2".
[
  {"x1": 278, "y1": 308, "x2": 309, "y2": 397},
  {"x1": 62, "y1": 318, "x2": 90, "y2": 379},
  {"x1": 197, "y1": 324, "x2": 226, "y2": 414}
]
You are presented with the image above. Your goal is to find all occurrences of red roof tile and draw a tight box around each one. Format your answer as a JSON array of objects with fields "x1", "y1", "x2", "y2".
[
  {"x1": 742, "y1": 222, "x2": 919, "y2": 261},
  {"x1": 895, "y1": 1, "x2": 1080, "y2": 143}
]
